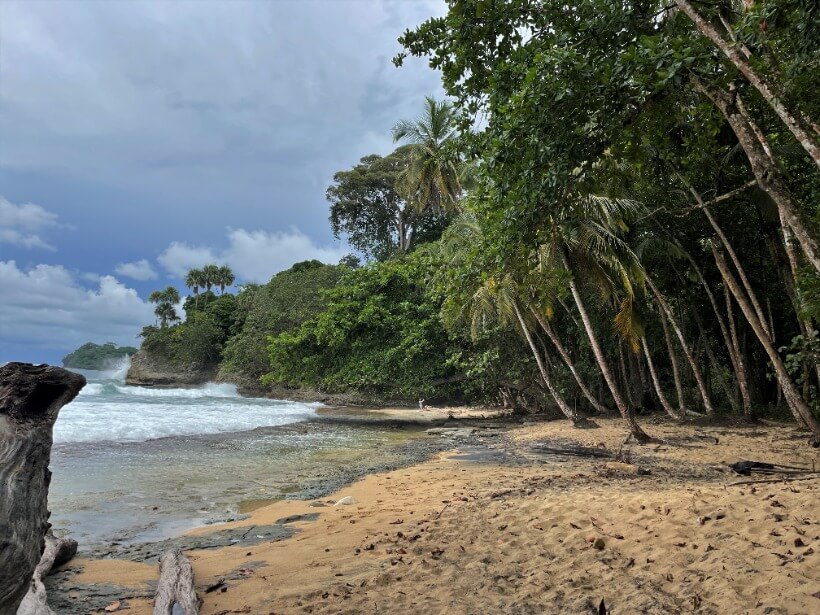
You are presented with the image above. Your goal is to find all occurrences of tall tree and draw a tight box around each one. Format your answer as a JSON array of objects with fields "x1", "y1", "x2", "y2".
[
  {"x1": 328, "y1": 146, "x2": 449, "y2": 259},
  {"x1": 392, "y1": 96, "x2": 464, "y2": 214},
  {"x1": 216, "y1": 265, "x2": 235, "y2": 295}
]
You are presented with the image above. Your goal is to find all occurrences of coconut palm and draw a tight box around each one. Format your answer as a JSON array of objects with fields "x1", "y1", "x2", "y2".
[
  {"x1": 531, "y1": 193, "x2": 656, "y2": 441},
  {"x1": 441, "y1": 211, "x2": 609, "y2": 420},
  {"x1": 216, "y1": 265, "x2": 235, "y2": 294},
  {"x1": 392, "y1": 96, "x2": 463, "y2": 214},
  {"x1": 201, "y1": 264, "x2": 220, "y2": 293},
  {"x1": 148, "y1": 286, "x2": 181, "y2": 327},
  {"x1": 185, "y1": 268, "x2": 206, "y2": 308}
]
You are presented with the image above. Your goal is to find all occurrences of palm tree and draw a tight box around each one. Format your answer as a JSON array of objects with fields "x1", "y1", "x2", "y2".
[
  {"x1": 216, "y1": 265, "x2": 235, "y2": 294},
  {"x1": 440, "y1": 214, "x2": 584, "y2": 422},
  {"x1": 534, "y1": 193, "x2": 654, "y2": 442},
  {"x1": 202, "y1": 264, "x2": 220, "y2": 293},
  {"x1": 392, "y1": 96, "x2": 463, "y2": 214},
  {"x1": 185, "y1": 268, "x2": 206, "y2": 308},
  {"x1": 148, "y1": 286, "x2": 181, "y2": 327}
]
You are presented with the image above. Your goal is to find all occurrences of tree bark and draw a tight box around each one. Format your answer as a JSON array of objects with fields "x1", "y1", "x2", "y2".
[
  {"x1": 530, "y1": 308, "x2": 611, "y2": 415},
  {"x1": 724, "y1": 285, "x2": 754, "y2": 418},
  {"x1": 713, "y1": 246, "x2": 820, "y2": 441},
  {"x1": 646, "y1": 277, "x2": 716, "y2": 415},
  {"x1": 0, "y1": 363, "x2": 85, "y2": 615},
  {"x1": 16, "y1": 532, "x2": 78, "y2": 615},
  {"x1": 562, "y1": 254, "x2": 650, "y2": 441},
  {"x1": 659, "y1": 306, "x2": 687, "y2": 415},
  {"x1": 153, "y1": 549, "x2": 199, "y2": 615},
  {"x1": 641, "y1": 338, "x2": 681, "y2": 420},
  {"x1": 512, "y1": 302, "x2": 577, "y2": 422},
  {"x1": 692, "y1": 78, "x2": 820, "y2": 274},
  {"x1": 679, "y1": 246, "x2": 752, "y2": 416},
  {"x1": 678, "y1": 0, "x2": 820, "y2": 168}
]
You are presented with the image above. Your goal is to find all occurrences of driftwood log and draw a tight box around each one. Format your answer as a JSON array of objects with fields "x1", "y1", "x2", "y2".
[
  {"x1": 0, "y1": 363, "x2": 85, "y2": 615},
  {"x1": 153, "y1": 549, "x2": 199, "y2": 615},
  {"x1": 16, "y1": 532, "x2": 78, "y2": 615}
]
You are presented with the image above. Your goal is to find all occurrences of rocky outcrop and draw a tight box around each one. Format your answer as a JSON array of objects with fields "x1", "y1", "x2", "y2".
[{"x1": 125, "y1": 350, "x2": 217, "y2": 387}]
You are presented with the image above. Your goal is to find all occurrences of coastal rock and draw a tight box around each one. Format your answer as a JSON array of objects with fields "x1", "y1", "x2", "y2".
[
  {"x1": 335, "y1": 496, "x2": 357, "y2": 506},
  {"x1": 426, "y1": 427, "x2": 477, "y2": 439},
  {"x1": 125, "y1": 349, "x2": 217, "y2": 387}
]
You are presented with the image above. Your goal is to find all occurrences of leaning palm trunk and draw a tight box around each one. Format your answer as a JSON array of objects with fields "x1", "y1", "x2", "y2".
[
  {"x1": 562, "y1": 258, "x2": 650, "y2": 441},
  {"x1": 530, "y1": 308, "x2": 611, "y2": 415},
  {"x1": 692, "y1": 78, "x2": 820, "y2": 274},
  {"x1": 646, "y1": 277, "x2": 715, "y2": 415},
  {"x1": 512, "y1": 302, "x2": 577, "y2": 422},
  {"x1": 659, "y1": 307, "x2": 687, "y2": 415},
  {"x1": 641, "y1": 338, "x2": 681, "y2": 420},
  {"x1": 713, "y1": 246, "x2": 820, "y2": 441},
  {"x1": 680, "y1": 246, "x2": 752, "y2": 416},
  {"x1": 724, "y1": 286, "x2": 754, "y2": 418}
]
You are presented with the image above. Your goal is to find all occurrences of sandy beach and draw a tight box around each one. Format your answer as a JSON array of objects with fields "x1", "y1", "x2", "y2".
[{"x1": 52, "y1": 415, "x2": 819, "y2": 614}]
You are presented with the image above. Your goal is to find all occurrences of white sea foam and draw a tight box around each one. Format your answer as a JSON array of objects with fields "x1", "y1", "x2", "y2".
[
  {"x1": 56, "y1": 376, "x2": 318, "y2": 444},
  {"x1": 116, "y1": 382, "x2": 241, "y2": 398}
]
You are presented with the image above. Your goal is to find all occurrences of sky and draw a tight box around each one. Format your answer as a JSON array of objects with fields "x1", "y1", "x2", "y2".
[{"x1": 0, "y1": 0, "x2": 445, "y2": 364}]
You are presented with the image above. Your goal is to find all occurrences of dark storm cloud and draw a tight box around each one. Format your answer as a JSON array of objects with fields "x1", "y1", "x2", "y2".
[{"x1": 0, "y1": 0, "x2": 445, "y2": 363}]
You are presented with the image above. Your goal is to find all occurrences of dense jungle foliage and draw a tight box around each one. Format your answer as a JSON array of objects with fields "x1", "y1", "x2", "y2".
[{"x1": 138, "y1": 0, "x2": 820, "y2": 442}]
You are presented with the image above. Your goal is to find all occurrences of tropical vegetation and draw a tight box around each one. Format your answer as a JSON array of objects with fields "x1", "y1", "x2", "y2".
[
  {"x1": 62, "y1": 342, "x2": 138, "y2": 370},
  {"x1": 133, "y1": 1, "x2": 819, "y2": 444}
]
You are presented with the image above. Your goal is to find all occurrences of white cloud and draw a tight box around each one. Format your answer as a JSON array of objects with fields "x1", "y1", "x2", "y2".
[
  {"x1": 115, "y1": 258, "x2": 158, "y2": 281},
  {"x1": 0, "y1": 195, "x2": 61, "y2": 250},
  {"x1": 0, "y1": 260, "x2": 153, "y2": 351},
  {"x1": 157, "y1": 243, "x2": 216, "y2": 278},
  {"x1": 158, "y1": 228, "x2": 346, "y2": 283}
]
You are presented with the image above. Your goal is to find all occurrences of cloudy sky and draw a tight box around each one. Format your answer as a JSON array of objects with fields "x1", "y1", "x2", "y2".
[{"x1": 0, "y1": 0, "x2": 444, "y2": 364}]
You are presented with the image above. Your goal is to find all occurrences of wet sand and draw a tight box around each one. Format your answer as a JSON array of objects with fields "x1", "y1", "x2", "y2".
[{"x1": 49, "y1": 415, "x2": 819, "y2": 614}]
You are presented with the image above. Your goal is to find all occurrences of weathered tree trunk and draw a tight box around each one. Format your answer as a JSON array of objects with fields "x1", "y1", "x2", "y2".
[
  {"x1": 512, "y1": 302, "x2": 577, "y2": 422},
  {"x1": 678, "y1": 0, "x2": 820, "y2": 168},
  {"x1": 694, "y1": 311, "x2": 741, "y2": 414},
  {"x1": 16, "y1": 532, "x2": 78, "y2": 615},
  {"x1": 641, "y1": 338, "x2": 681, "y2": 420},
  {"x1": 713, "y1": 246, "x2": 820, "y2": 442},
  {"x1": 680, "y1": 246, "x2": 752, "y2": 416},
  {"x1": 646, "y1": 277, "x2": 715, "y2": 415},
  {"x1": 153, "y1": 549, "x2": 199, "y2": 615},
  {"x1": 659, "y1": 307, "x2": 687, "y2": 415},
  {"x1": 693, "y1": 78, "x2": 820, "y2": 274},
  {"x1": 562, "y1": 254, "x2": 650, "y2": 441},
  {"x1": 724, "y1": 286, "x2": 754, "y2": 418},
  {"x1": 0, "y1": 363, "x2": 85, "y2": 615},
  {"x1": 530, "y1": 308, "x2": 611, "y2": 415}
]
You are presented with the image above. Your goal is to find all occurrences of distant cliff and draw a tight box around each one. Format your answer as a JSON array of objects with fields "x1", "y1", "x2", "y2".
[{"x1": 62, "y1": 342, "x2": 138, "y2": 370}]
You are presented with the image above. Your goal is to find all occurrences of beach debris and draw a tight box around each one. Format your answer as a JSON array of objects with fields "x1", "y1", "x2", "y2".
[
  {"x1": 604, "y1": 462, "x2": 650, "y2": 476},
  {"x1": 335, "y1": 496, "x2": 357, "y2": 506},
  {"x1": 598, "y1": 598, "x2": 608, "y2": 615},
  {"x1": 205, "y1": 579, "x2": 226, "y2": 593},
  {"x1": 16, "y1": 530, "x2": 79, "y2": 615},
  {"x1": 530, "y1": 442, "x2": 613, "y2": 459},
  {"x1": 593, "y1": 538, "x2": 606, "y2": 550},
  {"x1": 153, "y1": 549, "x2": 199, "y2": 615},
  {"x1": 104, "y1": 601, "x2": 122, "y2": 612}
]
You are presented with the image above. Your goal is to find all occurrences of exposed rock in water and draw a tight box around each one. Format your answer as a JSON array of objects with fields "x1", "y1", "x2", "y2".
[{"x1": 125, "y1": 349, "x2": 217, "y2": 387}]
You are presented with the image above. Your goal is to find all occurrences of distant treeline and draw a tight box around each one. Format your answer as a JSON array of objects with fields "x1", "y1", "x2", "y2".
[{"x1": 62, "y1": 342, "x2": 138, "y2": 370}]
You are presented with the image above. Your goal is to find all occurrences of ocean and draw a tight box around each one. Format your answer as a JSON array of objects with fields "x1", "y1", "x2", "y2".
[{"x1": 48, "y1": 360, "x2": 434, "y2": 550}]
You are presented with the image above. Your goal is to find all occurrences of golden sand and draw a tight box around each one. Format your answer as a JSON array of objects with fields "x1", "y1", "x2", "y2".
[{"x1": 69, "y1": 417, "x2": 819, "y2": 614}]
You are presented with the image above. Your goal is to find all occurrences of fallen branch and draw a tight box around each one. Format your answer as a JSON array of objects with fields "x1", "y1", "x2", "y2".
[
  {"x1": 153, "y1": 549, "x2": 199, "y2": 615},
  {"x1": 16, "y1": 532, "x2": 78, "y2": 615},
  {"x1": 728, "y1": 473, "x2": 820, "y2": 486}
]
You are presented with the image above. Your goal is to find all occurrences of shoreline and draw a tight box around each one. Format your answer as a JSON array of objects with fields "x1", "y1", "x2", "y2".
[{"x1": 46, "y1": 416, "x2": 819, "y2": 614}]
